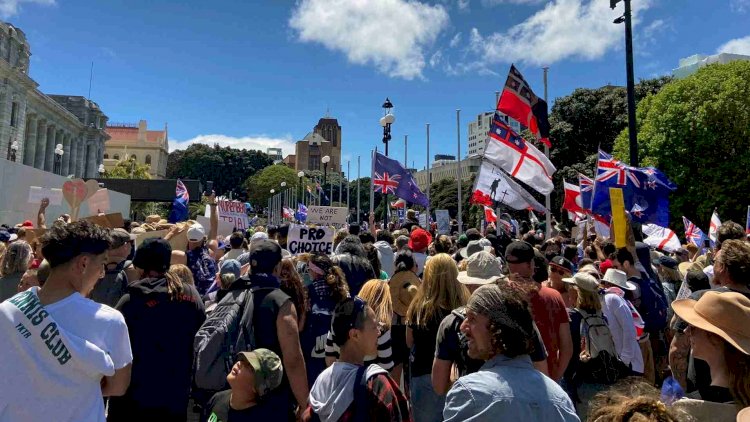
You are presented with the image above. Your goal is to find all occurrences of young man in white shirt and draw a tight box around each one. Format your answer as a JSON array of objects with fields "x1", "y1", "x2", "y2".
[{"x1": 0, "y1": 221, "x2": 133, "y2": 422}]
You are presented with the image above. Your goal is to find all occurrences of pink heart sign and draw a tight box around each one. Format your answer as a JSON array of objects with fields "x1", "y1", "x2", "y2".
[{"x1": 62, "y1": 179, "x2": 88, "y2": 208}]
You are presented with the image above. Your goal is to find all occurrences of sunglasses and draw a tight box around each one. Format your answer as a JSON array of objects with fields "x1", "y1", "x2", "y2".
[{"x1": 550, "y1": 267, "x2": 570, "y2": 276}]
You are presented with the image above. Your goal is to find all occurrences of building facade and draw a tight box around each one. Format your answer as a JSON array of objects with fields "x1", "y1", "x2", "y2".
[
  {"x1": 467, "y1": 111, "x2": 521, "y2": 157},
  {"x1": 103, "y1": 120, "x2": 169, "y2": 178},
  {"x1": 293, "y1": 116, "x2": 342, "y2": 173},
  {"x1": 413, "y1": 156, "x2": 481, "y2": 191},
  {"x1": 673, "y1": 53, "x2": 750, "y2": 78},
  {"x1": 266, "y1": 147, "x2": 283, "y2": 162},
  {"x1": 0, "y1": 21, "x2": 109, "y2": 178}
]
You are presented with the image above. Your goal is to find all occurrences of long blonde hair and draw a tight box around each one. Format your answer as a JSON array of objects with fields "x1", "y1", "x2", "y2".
[
  {"x1": 406, "y1": 253, "x2": 469, "y2": 327},
  {"x1": 358, "y1": 279, "x2": 393, "y2": 330}
]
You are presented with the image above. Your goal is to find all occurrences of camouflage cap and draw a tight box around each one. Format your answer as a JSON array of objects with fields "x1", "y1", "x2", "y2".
[{"x1": 236, "y1": 348, "x2": 283, "y2": 397}]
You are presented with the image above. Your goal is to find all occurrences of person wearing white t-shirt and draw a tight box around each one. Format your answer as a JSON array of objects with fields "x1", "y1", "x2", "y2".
[{"x1": 0, "y1": 221, "x2": 133, "y2": 422}]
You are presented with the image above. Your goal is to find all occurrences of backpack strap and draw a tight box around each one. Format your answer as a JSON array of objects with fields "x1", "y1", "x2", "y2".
[{"x1": 352, "y1": 365, "x2": 370, "y2": 422}]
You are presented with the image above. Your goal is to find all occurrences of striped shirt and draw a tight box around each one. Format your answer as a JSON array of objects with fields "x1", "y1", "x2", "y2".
[{"x1": 325, "y1": 329, "x2": 394, "y2": 371}]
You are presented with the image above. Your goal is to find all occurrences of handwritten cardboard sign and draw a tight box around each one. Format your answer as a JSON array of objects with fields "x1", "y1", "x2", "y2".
[
  {"x1": 28, "y1": 187, "x2": 63, "y2": 206},
  {"x1": 287, "y1": 224, "x2": 334, "y2": 255},
  {"x1": 306, "y1": 206, "x2": 347, "y2": 225},
  {"x1": 436, "y1": 210, "x2": 450, "y2": 235},
  {"x1": 83, "y1": 212, "x2": 124, "y2": 229},
  {"x1": 87, "y1": 188, "x2": 111, "y2": 213}
]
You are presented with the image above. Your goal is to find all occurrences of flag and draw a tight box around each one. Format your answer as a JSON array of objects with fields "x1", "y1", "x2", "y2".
[
  {"x1": 562, "y1": 181, "x2": 586, "y2": 215},
  {"x1": 167, "y1": 179, "x2": 189, "y2": 223},
  {"x1": 591, "y1": 150, "x2": 676, "y2": 227},
  {"x1": 248, "y1": 215, "x2": 259, "y2": 226},
  {"x1": 282, "y1": 207, "x2": 294, "y2": 219},
  {"x1": 372, "y1": 152, "x2": 429, "y2": 207},
  {"x1": 579, "y1": 173, "x2": 594, "y2": 213},
  {"x1": 709, "y1": 210, "x2": 721, "y2": 246},
  {"x1": 472, "y1": 159, "x2": 546, "y2": 213},
  {"x1": 642, "y1": 224, "x2": 682, "y2": 253},
  {"x1": 497, "y1": 64, "x2": 551, "y2": 148},
  {"x1": 529, "y1": 210, "x2": 540, "y2": 226},
  {"x1": 484, "y1": 206, "x2": 497, "y2": 223},
  {"x1": 746, "y1": 206, "x2": 750, "y2": 235},
  {"x1": 296, "y1": 203, "x2": 308, "y2": 222},
  {"x1": 391, "y1": 198, "x2": 406, "y2": 208},
  {"x1": 484, "y1": 113, "x2": 556, "y2": 195},
  {"x1": 316, "y1": 181, "x2": 329, "y2": 204},
  {"x1": 682, "y1": 216, "x2": 706, "y2": 247},
  {"x1": 593, "y1": 215, "x2": 611, "y2": 238}
]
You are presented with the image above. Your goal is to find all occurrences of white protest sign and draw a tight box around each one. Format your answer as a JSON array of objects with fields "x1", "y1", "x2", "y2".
[
  {"x1": 196, "y1": 215, "x2": 235, "y2": 238},
  {"x1": 287, "y1": 224, "x2": 335, "y2": 255},
  {"x1": 28, "y1": 187, "x2": 63, "y2": 206},
  {"x1": 307, "y1": 206, "x2": 348, "y2": 225},
  {"x1": 214, "y1": 199, "x2": 250, "y2": 230},
  {"x1": 418, "y1": 213, "x2": 427, "y2": 228},
  {"x1": 87, "y1": 188, "x2": 110, "y2": 213},
  {"x1": 436, "y1": 210, "x2": 451, "y2": 234}
]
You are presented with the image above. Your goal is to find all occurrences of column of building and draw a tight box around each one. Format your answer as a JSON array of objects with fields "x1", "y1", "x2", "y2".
[
  {"x1": 75, "y1": 135, "x2": 85, "y2": 177},
  {"x1": 86, "y1": 141, "x2": 96, "y2": 178},
  {"x1": 61, "y1": 132, "x2": 71, "y2": 175},
  {"x1": 43, "y1": 124, "x2": 55, "y2": 172},
  {"x1": 22, "y1": 113, "x2": 37, "y2": 165},
  {"x1": 33, "y1": 119, "x2": 47, "y2": 169}
]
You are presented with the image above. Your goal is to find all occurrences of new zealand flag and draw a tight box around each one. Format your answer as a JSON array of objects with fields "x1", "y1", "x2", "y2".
[
  {"x1": 591, "y1": 150, "x2": 676, "y2": 227},
  {"x1": 168, "y1": 179, "x2": 189, "y2": 223},
  {"x1": 373, "y1": 152, "x2": 429, "y2": 207}
]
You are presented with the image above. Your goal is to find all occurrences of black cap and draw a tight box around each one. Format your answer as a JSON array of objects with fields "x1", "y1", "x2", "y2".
[
  {"x1": 249, "y1": 240, "x2": 282, "y2": 274},
  {"x1": 465, "y1": 228, "x2": 481, "y2": 241},
  {"x1": 505, "y1": 241, "x2": 535, "y2": 264},
  {"x1": 133, "y1": 238, "x2": 172, "y2": 274},
  {"x1": 550, "y1": 256, "x2": 574, "y2": 274},
  {"x1": 656, "y1": 255, "x2": 678, "y2": 269}
]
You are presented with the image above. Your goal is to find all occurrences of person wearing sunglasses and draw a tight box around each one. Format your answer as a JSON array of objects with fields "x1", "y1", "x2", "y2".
[
  {"x1": 303, "y1": 297, "x2": 412, "y2": 422},
  {"x1": 544, "y1": 256, "x2": 575, "y2": 308}
]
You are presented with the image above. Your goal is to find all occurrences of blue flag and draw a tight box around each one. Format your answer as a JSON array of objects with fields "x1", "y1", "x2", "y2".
[
  {"x1": 168, "y1": 179, "x2": 189, "y2": 223},
  {"x1": 591, "y1": 150, "x2": 676, "y2": 227},
  {"x1": 296, "y1": 203, "x2": 308, "y2": 222},
  {"x1": 373, "y1": 152, "x2": 429, "y2": 207}
]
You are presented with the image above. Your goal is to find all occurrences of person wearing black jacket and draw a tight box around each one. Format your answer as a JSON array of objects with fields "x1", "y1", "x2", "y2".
[
  {"x1": 333, "y1": 235, "x2": 376, "y2": 296},
  {"x1": 108, "y1": 238, "x2": 206, "y2": 422}
]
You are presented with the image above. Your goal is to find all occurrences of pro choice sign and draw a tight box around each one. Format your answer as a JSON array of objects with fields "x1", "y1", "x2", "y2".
[{"x1": 287, "y1": 224, "x2": 335, "y2": 255}]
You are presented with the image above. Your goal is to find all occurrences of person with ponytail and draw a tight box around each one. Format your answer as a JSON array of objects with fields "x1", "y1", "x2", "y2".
[
  {"x1": 300, "y1": 253, "x2": 350, "y2": 388},
  {"x1": 108, "y1": 238, "x2": 206, "y2": 422}
]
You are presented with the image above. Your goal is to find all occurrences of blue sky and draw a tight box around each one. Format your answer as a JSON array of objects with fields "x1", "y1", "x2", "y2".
[{"x1": 6, "y1": 0, "x2": 750, "y2": 179}]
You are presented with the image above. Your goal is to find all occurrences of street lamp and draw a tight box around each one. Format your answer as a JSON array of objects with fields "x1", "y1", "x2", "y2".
[
  {"x1": 611, "y1": 0, "x2": 638, "y2": 166},
  {"x1": 8, "y1": 141, "x2": 18, "y2": 162},
  {"x1": 270, "y1": 189, "x2": 276, "y2": 224},
  {"x1": 98, "y1": 163, "x2": 105, "y2": 178},
  {"x1": 379, "y1": 98, "x2": 395, "y2": 226},
  {"x1": 322, "y1": 155, "x2": 330, "y2": 206},
  {"x1": 298, "y1": 171, "x2": 305, "y2": 206},
  {"x1": 54, "y1": 144, "x2": 64, "y2": 175},
  {"x1": 281, "y1": 181, "x2": 287, "y2": 212}
]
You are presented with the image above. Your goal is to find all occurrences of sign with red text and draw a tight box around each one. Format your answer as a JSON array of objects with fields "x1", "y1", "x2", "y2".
[{"x1": 215, "y1": 199, "x2": 250, "y2": 230}]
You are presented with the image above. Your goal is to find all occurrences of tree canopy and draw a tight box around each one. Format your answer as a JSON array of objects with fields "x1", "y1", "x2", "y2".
[
  {"x1": 103, "y1": 158, "x2": 152, "y2": 179},
  {"x1": 243, "y1": 164, "x2": 301, "y2": 207},
  {"x1": 614, "y1": 61, "x2": 750, "y2": 228}
]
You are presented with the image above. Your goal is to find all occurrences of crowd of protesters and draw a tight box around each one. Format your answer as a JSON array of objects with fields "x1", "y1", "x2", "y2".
[{"x1": 2, "y1": 195, "x2": 750, "y2": 422}]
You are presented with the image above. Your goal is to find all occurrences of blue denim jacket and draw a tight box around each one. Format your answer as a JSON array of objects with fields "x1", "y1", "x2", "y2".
[{"x1": 443, "y1": 354, "x2": 580, "y2": 422}]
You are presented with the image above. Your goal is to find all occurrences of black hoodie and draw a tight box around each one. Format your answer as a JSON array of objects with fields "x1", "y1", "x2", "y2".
[{"x1": 109, "y1": 277, "x2": 206, "y2": 420}]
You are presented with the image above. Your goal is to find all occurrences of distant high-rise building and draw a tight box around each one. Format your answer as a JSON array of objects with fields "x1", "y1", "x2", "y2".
[
  {"x1": 673, "y1": 53, "x2": 750, "y2": 78},
  {"x1": 467, "y1": 111, "x2": 520, "y2": 157},
  {"x1": 266, "y1": 147, "x2": 283, "y2": 162}
]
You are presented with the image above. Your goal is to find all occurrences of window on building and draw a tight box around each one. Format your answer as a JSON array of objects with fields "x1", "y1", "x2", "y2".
[
  {"x1": 145, "y1": 154, "x2": 152, "y2": 165},
  {"x1": 113, "y1": 154, "x2": 120, "y2": 160},
  {"x1": 10, "y1": 102, "x2": 17, "y2": 127},
  {"x1": 103, "y1": 154, "x2": 109, "y2": 159}
]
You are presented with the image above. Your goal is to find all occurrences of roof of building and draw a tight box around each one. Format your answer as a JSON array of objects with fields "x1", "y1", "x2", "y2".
[{"x1": 105, "y1": 125, "x2": 167, "y2": 144}]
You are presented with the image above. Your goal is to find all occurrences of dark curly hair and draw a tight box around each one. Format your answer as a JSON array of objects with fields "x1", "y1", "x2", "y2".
[
  {"x1": 466, "y1": 283, "x2": 535, "y2": 358},
  {"x1": 40, "y1": 221, "x2": 112, "y2": 268},
  {"x1": 310, "y1": 253, "x2": 349, "y2": 303}
]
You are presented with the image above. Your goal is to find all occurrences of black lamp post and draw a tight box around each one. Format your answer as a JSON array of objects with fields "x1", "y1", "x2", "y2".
[
  {"x1": 612, "y1": 0, "x2": 638, "y2": 166},
  {"x1": 379, "y1": 98, "x2": 395, "y2": 227},
  {"x1": 53, "y1": 144, "x2": 64, "y2": 175},
  {"x1": 298, "y1": 171, "x2": 305, "y2": 207},
  {"x1": 8, "y1": 141, "x2": 18, "y2": 162},
  {"x1": 322, "y1": 155, "x2": 330, "y2": 206}
]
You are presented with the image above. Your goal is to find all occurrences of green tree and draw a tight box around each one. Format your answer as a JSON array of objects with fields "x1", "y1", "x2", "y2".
[
  {"x1": 166, "y1": 143, "x2": 272, "y2": 199},
  {"x1": 613, "y1": 61, "x2": 750, "y2": 229},
  {"x1": 243, "y1": 164, "x2": 300, "y2": 207},
  {"x1": 104, "y1": 158, "x2": 152, "y2": 179}
]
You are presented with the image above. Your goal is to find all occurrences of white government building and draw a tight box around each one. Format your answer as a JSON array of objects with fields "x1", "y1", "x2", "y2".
[{"x1": 0, "y1": 20, "x2": 109, "y2": 178}]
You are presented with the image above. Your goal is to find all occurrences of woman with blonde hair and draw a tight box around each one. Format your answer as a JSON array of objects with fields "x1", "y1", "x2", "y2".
[
  {"x1": 0, "y1": 240, "x2": 31, "y2": 302},
  {"x1": 325, "y1": 279, "x2": 395, "y2": 372},
  {"x1": 406, "y1": 253, "x2": 469, "y2": 422},
  {"x1": 168, "y1": 264, "x2": 195, "y2": 286}
]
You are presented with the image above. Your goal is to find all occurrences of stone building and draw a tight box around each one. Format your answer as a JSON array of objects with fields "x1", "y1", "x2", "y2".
[
  {"x1": 103, "y1": 120, "x2": 169, "y2": 178},
  {"x1": 0, "y1": 21, "x2": 109, "y2": 178},
  {"x1": 293, "y1": 116, "x2": 342, "y2": 173},
  {"x1": 413, "y1": 156, "x2": 481, "y2": 191}
]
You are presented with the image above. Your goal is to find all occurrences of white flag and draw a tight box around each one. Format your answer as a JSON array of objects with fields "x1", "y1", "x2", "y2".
[
  {"x1": 483, "y1": 113, "x2": 556, "y2": 195},
  {"x1": 642, "y1": 223, "x2": 682, "y2": 253},
  {"x1": 473, "y1": 160, "x2": 546, "y2": 213},
  {"x1": 709, "y1": 210, "x2": 721, "y2": 244}
]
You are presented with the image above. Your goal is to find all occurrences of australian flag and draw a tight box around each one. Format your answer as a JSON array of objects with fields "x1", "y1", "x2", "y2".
[
  {"x1": 373, "y1": 152, "x2": 429, "y2": 207},
  {"x1": 168, "y1": 179, "x2": 189, "y2": 223},
  {"x1": 591, "y1": 150, "x2": 676, "y2": 227},
  {"x1": 296, "y1": 203, "x2": 308, "y2": 222}
]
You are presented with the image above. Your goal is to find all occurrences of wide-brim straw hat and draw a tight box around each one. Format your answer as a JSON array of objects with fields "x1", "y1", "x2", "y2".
[
  {"x1": 602, "y1": 268, "x2": 637, "y2": 291},
  {"x1": 672, "y1": 291, "x2": 750, "y2": 355},
  {"x1": 389, "y1": 271, "x2": 421, "y2": 317}
]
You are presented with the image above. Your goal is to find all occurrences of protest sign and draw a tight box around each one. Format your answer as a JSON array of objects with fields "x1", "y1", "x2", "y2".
[
  {"x1": 307, "y1": 206, "x2": 347, "y2": 225},
  {"x1": 211, "y1": 199, "x2": 250, "y2": 230},
  {"x1": 287, "y1": 224, "x2": 334, "y2": 255},
  {"x1": 196, "y1": 215, "x2": 234, "y2": 238},
  {"x1": 609, "y1": 188, "x2": 627, "y2": 248},
  {"x1": 418, "y1": 213, "x2": 427, "y2": 228},
  {"x1": 28, "y1": 187, "x2": 63, "y2": 206},
  {"x1": 87, "y1": 189, "x2": 111, "y2": 213},
  {"x1": 83, "y1": 212, "x2": 124, "y2": 229},
  {"x1": 134, "y1": 230, "x2": 168, "y2": 248},
  {"x1": 436, "y1": 210, "x2": 450, "y2": 234}
]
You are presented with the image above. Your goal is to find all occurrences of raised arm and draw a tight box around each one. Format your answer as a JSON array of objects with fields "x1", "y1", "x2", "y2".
[
  {"x1": 277, "y1": 301, "x2": 309, "y2": 409},
  {"x1": 37, "y1": 197, "x2": 49, "y2": 229},
  {"x1": 207, "y1": 192, "x2": 218, "y2": 251}
]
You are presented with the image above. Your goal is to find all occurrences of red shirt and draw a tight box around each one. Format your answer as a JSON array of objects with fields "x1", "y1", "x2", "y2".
[{"x1": 529, "y1": 286, "x2": 570, "y2": 374}]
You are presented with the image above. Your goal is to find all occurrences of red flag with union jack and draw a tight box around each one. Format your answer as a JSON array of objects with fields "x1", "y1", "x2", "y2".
[{"x1": 497, "y1": 64, "x2": 551, "y2": 148}]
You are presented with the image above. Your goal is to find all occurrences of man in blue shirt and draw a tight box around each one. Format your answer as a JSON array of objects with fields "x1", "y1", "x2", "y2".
[{"x1": 443, "y1": 284, "x2": 580, "y2": 422}]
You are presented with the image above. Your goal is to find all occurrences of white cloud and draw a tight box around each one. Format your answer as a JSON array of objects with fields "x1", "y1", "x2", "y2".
[
  {"x1": 481, "y1": 0, "x2": 545, "y2": 5},
  {"x1": 464, "y1": 0, "x2": 653, "y2": 68},
  {"x1": 289, "y1": 0, "x2": 450, "y2": 80},
  {"x1": 169, "y1": 134, "x2": 297, "y2": 157},
  {"x1": 457, "y1": 0, "x2": 470, "y2": 10},
  {"x1": 717, "y1": 35, "x2": 750, "y2": 55},
  {"x1": 0, "y1": 0, "x2": 54, "y2": 18},
  {"x1": 731, "y1": 0, "x2": 749, "y2": 12},
  {"x1": 429, "y1": 50, "x2": 444, "y2": 67},
  {"x1": 449, "y1": 32, "x2": 462, "y2": 48}
]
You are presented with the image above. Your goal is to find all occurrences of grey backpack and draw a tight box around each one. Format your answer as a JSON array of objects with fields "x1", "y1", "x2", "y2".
[{"x1": 193, "y1": 287, "x2": 256, "y2": 391}]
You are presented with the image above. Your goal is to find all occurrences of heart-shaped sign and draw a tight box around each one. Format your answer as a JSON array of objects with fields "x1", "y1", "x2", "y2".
[
  {"x1": 83, "y1": 179, "x2": 100, "y2": 202},
  {"x1": 62, "y1": 179, "x2": 88, "y2": 208}
]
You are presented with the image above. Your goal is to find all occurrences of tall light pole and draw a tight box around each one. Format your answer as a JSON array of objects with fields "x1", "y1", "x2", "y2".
[
  {"x1": 298, "y1": 171, "x2": 305, "y2": 207},
  {"x1": 281, "y1": 182, "x2": 287, "y2": 220},
  {"x1": 54, "y1": 144, "x2": 64, "y2": 175},
  {"x1": 270, "y1": 189, "x2": 275, "y2": 224},
  {"x1": 379, "y1": 98, "x2": 395, "y2": 227},
  {"x1": 8, "y1": 141, "x2": 18, "y2": 162},
  {"x1": 322, "y1": 155, "x2": 330, "y2": 206},
  {"x1": 612, "y1": 0, "x2": 639, "y2": 166}
]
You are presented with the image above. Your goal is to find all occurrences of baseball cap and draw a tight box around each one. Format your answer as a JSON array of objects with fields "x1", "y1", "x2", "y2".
[
  {"x1": 220, "y1": 259, "x2": 242, "y2": 279},
  {"x1": 0, "y1": 229, "x2": 10, "y2": 242},
  {"x1": 236, "y1": 348, "x2": 284, "y2": 398},
  {"x1": 656, "y1": 255, "x2": 678, "y2": 269},
  {"x1": 563, "y1": 272, "x2": 599, "y2": 292},
  {"x1": 458, "y1": 251, "x2": 503, "y2": 285},
  {"x1": 504, "y1": 241, "x2": 535, "y2": 264},
  {"x1": 251, "y1": 231, "x2": 269, "y2": 242},
  {"x1": 549, "y1": 256, "x2": 574, "y2": 274},
  {"x1": 249, "y1": 240, "x2": 282, "y2": 274},
  {"x1": 133, "y1": 238, "x2": 172, "y2": 274},
  {"x1": 21, "y1": 220, "x2": 34, "y2": 228},
  {"x1": 110, "y1": 228, "x2": 135, "y2": 249},
  {"x1": 187, "y1": 224, "x2": 206, "y2": 241}
]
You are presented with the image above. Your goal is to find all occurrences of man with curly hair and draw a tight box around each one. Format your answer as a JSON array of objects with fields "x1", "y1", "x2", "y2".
[
  {"x1": 443, "y1": 284, "x2": 579, "y2": 421},
  {"x1": 0, "y1": 221, "x2": 133, "y2": 422}
]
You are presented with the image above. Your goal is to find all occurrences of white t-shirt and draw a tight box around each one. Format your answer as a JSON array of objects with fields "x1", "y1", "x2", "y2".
[{"x1": 0, "y1": 287, "x2": 132, "y2": 422}]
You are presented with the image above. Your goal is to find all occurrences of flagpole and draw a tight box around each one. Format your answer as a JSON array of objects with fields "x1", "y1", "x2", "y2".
[
  {"x1": 370, "y1": 149, "x2": 375, "y2": 225},
  {"x1": 357, "y1": 155, "x2": 361, "y2": 224},
  {"x1": 457, "y1": 109, "x2": 463, "y2": 235},
  {"x1": 404, "y1": 135, "x2": 408, "y2": 169},
  {"x1": 338, "y1": 164, "x2": 342, "y2": 206},
  {"x1": 426, "y1": 123, "x2": 430, "y2": 229},
  {"x1": 347, "y1": 160, "x2": 351, "y2": 213},
  {"x1": 543, "y1": 66, "x2": 552, "y2": 240}
]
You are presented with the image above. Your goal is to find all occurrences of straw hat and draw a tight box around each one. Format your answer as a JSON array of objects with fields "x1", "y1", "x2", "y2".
[
  {"x1": 389, "y1": 271, "x2": 421, "y2": 317},
  {"x1": 563, "y1": 272, "x2": 599, "y2": 292},
  {"x1": 602, "y1": 269, "x2": 637, "y2": 291},
  {"x1": 457, "y1": 251, "x2": 503, "y2": 285},
  {"x1": 678, "y1": 261, "x2": 692, "y2": 278},
  {"x1": 672, "y1": 291, "x2": 750, "y2": 355}
]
